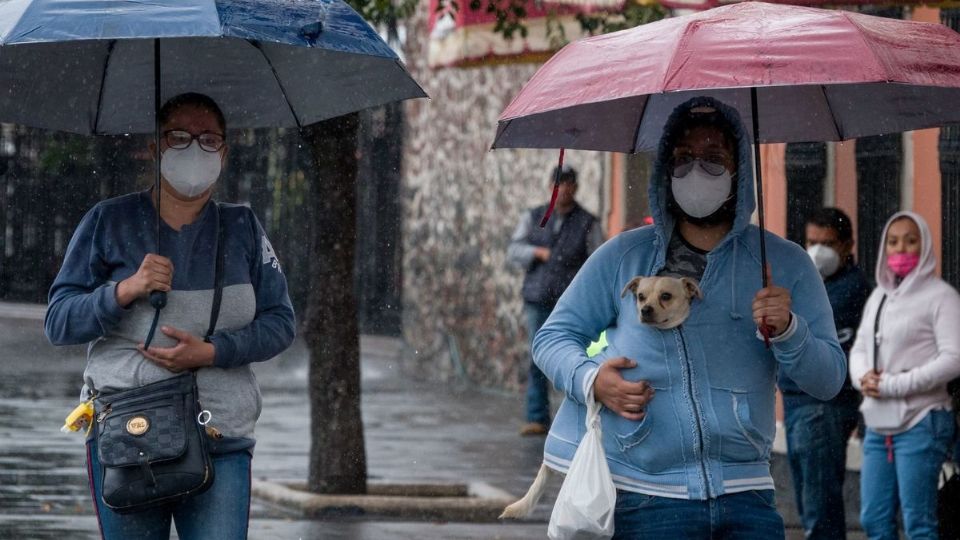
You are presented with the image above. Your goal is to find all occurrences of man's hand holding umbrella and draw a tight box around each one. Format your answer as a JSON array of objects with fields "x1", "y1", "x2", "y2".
[{"x1": 753, "y1": 266, "x2": 793, "y2": 341}]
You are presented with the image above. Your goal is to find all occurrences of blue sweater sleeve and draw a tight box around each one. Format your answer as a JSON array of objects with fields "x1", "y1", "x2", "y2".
[
  {"x1": 45, "y1": 204, "x2": 129, "y2": 346},
  {"x1": 532, "y1": 235, "x2": 621, "y2": 404},
  {"x1": 209, "y1": 210, "x2": 295, "y2": 368},
  {"x1": 769, "y1": 244, "x2": 848, "y2": 401}
]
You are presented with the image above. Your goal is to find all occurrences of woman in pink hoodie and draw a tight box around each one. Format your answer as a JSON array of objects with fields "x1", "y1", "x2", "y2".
[{"x1": 850, "y1": 211, "x2": 960, "y2": 539}]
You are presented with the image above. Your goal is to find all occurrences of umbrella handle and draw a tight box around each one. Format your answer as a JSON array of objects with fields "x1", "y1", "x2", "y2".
[{"x1": 538, "y1": 148, "x2": 565, "y2": 228}]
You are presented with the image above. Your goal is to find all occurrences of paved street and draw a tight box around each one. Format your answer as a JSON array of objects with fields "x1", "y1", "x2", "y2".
[{"x1": 0, "y1": 303, "x2": 865, "y2": 539}]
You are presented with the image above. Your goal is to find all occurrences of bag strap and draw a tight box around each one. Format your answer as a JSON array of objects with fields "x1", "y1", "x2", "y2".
[
  {"x1": 204, "y1": 203, "x2": 226, "y2": 342},
  {"x1": 873, "y1": 294, "x2": 887, "y2": 373},
  {"x1": 143, "y1": 202, "x2": 226, "y2": 349}
]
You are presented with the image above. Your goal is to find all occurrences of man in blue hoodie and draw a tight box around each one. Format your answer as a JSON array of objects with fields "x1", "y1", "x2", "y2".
[
  {"x1": 780, "y1": 207, "x2": 869, "y2": 540},
  {"x1": 533, "y1": 97, "x2": 846, "y2": 539}
]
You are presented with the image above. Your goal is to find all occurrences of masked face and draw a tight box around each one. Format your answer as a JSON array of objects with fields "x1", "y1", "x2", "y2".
[
  {"x1": 887, "y1": 252, "x2": 920, "y2": 277},
  {"x1": 160, "y1": 141, "x2": 222, "y2": 198},
  {"x1": 670, "y1": 162, "x2": 733, "y2": 219},
  {"x1": 807, "y1": 244, "x2": 840, "y2": 278},
  {"x1": 669, "y1": 125, "x2": 736, "y2": 221}
]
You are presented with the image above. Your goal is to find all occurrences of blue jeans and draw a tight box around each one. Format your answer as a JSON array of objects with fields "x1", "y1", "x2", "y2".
[
  {"x1": 86, "y1": 438, "x2": 252, "y2": 540},
  {"x1": 860, "y1": 409, "x2": 956, "y2": 540},
  {"x1": 784, "y1": 399, "x2": 860, "y2": 539},
  {"x1": 524, "y1": 302, "x2": 553, "y2": 425},
  {"x1": 613, "y1": 489, "x2": 785, "y2": 539}
]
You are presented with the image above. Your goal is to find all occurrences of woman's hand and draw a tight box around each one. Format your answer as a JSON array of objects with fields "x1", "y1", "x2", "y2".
[
  {"x1": 593, "y1": 357, "x2": 655, "y2": 421},
  {"x1": 138, "y1": 326, "x2": 215, "y2": 372},
  {"x1": 116, "y1": 254, "x2": 174, "y2": 307},
  {"x1": 860, "y1": 369, "x2": 883, "y2": 398}
]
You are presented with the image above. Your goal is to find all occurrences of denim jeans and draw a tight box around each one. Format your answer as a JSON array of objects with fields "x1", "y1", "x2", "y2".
[
  {"x1": 86, "y1": 438, "x2": 252, "y2": 540},
  {"x1": 860, "y1": 409, "x2": 956, "y2": 540},
  {"x1": 524, "y1": 302, "x2": 554, "y2": 425},
  {"x1": 783, "y1": 399, "x2": 860, "y2": 539},
  {"x1": 612, "y1": 489, "x2": 785, "y2": 539}
]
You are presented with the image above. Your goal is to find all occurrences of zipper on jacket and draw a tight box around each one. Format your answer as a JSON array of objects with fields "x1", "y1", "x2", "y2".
[{"x1": 678, "y1": 327, "x2": 711, "y2": 498}]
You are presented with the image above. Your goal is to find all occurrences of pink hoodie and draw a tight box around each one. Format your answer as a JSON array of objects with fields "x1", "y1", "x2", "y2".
[{"x1": 849, "y1": 211, "x2": 960, "y2": 434}]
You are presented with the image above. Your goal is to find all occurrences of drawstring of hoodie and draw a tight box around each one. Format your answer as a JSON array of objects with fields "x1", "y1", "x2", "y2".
[{"x1": 885, "y1": 435, "x2": 894, "y2": 463}]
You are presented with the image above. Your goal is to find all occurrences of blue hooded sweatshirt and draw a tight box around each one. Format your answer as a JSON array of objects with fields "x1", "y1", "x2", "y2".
[
  {"x1": 45, "y1": 191, "x2": 295, "y2": 453},
  {"x1": 532, "y1": 97, "x2": 846, "y2": 500}
]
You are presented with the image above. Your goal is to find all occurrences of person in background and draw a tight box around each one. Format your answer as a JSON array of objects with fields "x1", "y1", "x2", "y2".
[
  {"x1": 779, "y1": 207, "x2": 870, "y2": 539},
  {"x1": 850, "y1": 211, "x2": 960, "y2": 540},
  {"x1": 507, "y1": 165, "x2": 602, "y2": 436}
]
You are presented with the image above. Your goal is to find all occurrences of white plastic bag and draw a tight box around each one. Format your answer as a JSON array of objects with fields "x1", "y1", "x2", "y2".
[{"x1": 548, "y1": 371, "x2": 616, "y2": 540}]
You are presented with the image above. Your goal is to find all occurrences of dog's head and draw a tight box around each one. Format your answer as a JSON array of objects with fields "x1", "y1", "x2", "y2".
[{"x1": 620, "y1": 276, "x2": 702, "y2": 330}]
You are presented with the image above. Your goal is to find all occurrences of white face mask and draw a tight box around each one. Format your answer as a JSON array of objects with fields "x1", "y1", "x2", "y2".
[
  {"x1": 807, "y1": 244, "x2": 841, "y2": 278},
  {"x1": 160, "y1": 142, "x2": 222, "y2": 198},
  {"x1": 670, "y1": 163, "x2": 733, "y2": 218}
]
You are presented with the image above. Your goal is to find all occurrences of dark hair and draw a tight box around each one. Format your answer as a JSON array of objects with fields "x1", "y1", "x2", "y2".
[
  {"x1": 806, "y1": 207, "x2": 853, "y2": 244},
  {"x1": 551, "y1": 164, "x2": 577, "y2": 184},
  {"x1": 665, "y1": 107, "x2": 739, "y2": 159},
  {"x1": 159, "y1": 93, "x2": 226, "y2": 133}
]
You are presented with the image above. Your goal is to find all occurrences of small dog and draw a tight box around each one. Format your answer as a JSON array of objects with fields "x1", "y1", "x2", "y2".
[
  {"x1": 500, "y1": 275, "x2": 701, "y2": 520},
  {"x1": 620, "y1": 275, "x2": 703, "y2": 329}
]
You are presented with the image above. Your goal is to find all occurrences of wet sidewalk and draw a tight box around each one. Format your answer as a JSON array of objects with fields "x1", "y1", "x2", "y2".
[{"x1": 0, "y1": 302, "x2": 864, "y2": 539}]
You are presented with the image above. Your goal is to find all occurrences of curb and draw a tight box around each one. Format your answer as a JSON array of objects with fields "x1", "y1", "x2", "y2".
[
  {"x1": 0, "y1": 302, "x2": 46, "y2": 321},
  {"x1": 251, "y1": 480, "x2": 516, "y2": 522}
]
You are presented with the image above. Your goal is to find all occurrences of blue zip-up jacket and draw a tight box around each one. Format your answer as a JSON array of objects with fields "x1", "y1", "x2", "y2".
[
  {"x1": 45, "y1": 191, "x2": 295, "y2": 451},
  {"x1": 533, "y1": 97, "x2": 846, "y2": 500}
]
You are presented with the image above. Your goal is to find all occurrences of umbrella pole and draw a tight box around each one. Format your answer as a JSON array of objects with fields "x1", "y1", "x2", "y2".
[
  {"x1": 145, "y1": 38, "x2": 165, "y2": 348},
  {"x1": 154, "y1": 38, "x2": 161, "y2": 264},
  {"x1": 751, "y1": 87, "x2": 774, "y2": 348},
  {"x1": 750, "y1": 87, "x2": 768, "y2": 288}
]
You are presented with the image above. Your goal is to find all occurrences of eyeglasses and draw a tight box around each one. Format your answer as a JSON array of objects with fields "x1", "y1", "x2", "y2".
[
  {"x1": 670, "y1": 154, "x2": 729, "y2": 178},
  {"x1": 163, "y1": 130, "x2": 225, "y2": 153}
]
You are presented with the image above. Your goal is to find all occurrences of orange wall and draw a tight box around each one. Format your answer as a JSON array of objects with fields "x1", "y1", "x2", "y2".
[
  {"x1": 834, "y1": 141, "x2": 858, "y2": 243},
  {"x1": 607, "y1": 153, "x2": 625, "y2": 237},
  {"x1": 913, "y1": 128, "x2": 942, "y2": 273},
  {"x1": 760, "y1": 144, "x2": 787, "y2": 238}
]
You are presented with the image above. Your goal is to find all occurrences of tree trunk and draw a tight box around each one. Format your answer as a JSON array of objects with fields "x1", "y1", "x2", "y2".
[{"x1": 302, "y1": 112, "x2": 367, "y2": 495}]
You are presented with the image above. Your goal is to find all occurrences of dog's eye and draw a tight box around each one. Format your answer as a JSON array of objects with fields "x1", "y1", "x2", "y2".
[
  {"x1": 636, "y1": 293, "x2": 646, "y2": 302},
  {"x1": 660, "y1": 292, "x2": 673, "y2": 301}
]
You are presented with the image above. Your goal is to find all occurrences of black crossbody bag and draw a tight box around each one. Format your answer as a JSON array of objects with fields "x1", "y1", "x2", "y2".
[{"x1": 93, "y1": 203, "x2": 226, "y2": 514}]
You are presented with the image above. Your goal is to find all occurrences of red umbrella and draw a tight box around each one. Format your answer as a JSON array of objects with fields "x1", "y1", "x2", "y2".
[{"x1": 493, "y1": 1, "x2": 960, "y2": 288}]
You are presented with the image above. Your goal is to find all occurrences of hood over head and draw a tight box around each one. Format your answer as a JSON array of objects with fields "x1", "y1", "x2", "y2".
[
  {"x1": 648, "y1": 97, "x2": 756, "y2": 255},
  {"x1": 875, "y1": 210, "x2": 936, "y2": 294}
]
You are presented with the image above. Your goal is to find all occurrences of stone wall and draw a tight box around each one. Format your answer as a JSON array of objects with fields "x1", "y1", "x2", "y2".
[{"x1": 401, "y1": 5, "x2": 607, "y2": 389}]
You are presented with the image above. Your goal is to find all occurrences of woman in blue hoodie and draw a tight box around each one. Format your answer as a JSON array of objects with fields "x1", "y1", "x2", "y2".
[{"x1": 533, "y1": 97, "x2": 846, "y2": 539}]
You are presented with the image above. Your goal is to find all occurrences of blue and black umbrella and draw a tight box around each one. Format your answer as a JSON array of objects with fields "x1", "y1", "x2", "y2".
[
  {"x1": 0, "y1": 0, "x2": 426, "y2": 344},
  {"x1": 0, "y1": 0, "x2": 425, "y2": 133}
]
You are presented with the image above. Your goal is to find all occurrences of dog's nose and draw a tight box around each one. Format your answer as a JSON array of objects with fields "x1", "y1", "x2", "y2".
[{"x1": 641, "y1": 305, "x2": 654, "y2": 317}]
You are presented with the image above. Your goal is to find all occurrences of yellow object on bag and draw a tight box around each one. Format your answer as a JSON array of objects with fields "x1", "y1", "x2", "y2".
[{"x1": 62, "y1": 400, "x2": 94, "y2": 435}]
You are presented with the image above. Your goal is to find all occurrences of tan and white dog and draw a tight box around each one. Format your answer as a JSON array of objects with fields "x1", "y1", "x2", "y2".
[
  {"x1": 620, "y1": 275, "x2": 703, "y2": 329},
  {"x1": 500, "y1": 275, "x2": 701, "y2": 520}
]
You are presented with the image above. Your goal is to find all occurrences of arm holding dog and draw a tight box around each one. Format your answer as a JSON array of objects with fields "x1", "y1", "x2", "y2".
[
  {"x1": 533, "y1": 236, "x2": 634, "y2": 406},
  {"x1": 594, "y1": 357, "x2": 654, "y2": 421}
]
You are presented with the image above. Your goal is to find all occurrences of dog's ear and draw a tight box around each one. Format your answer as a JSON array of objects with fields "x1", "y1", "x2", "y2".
[
  {"x1": 681, "y1": 278, "x2": 703, "y2": 300},
  {"x1": 621, "y1": 277, "x2": 644, "y2": 298}
]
